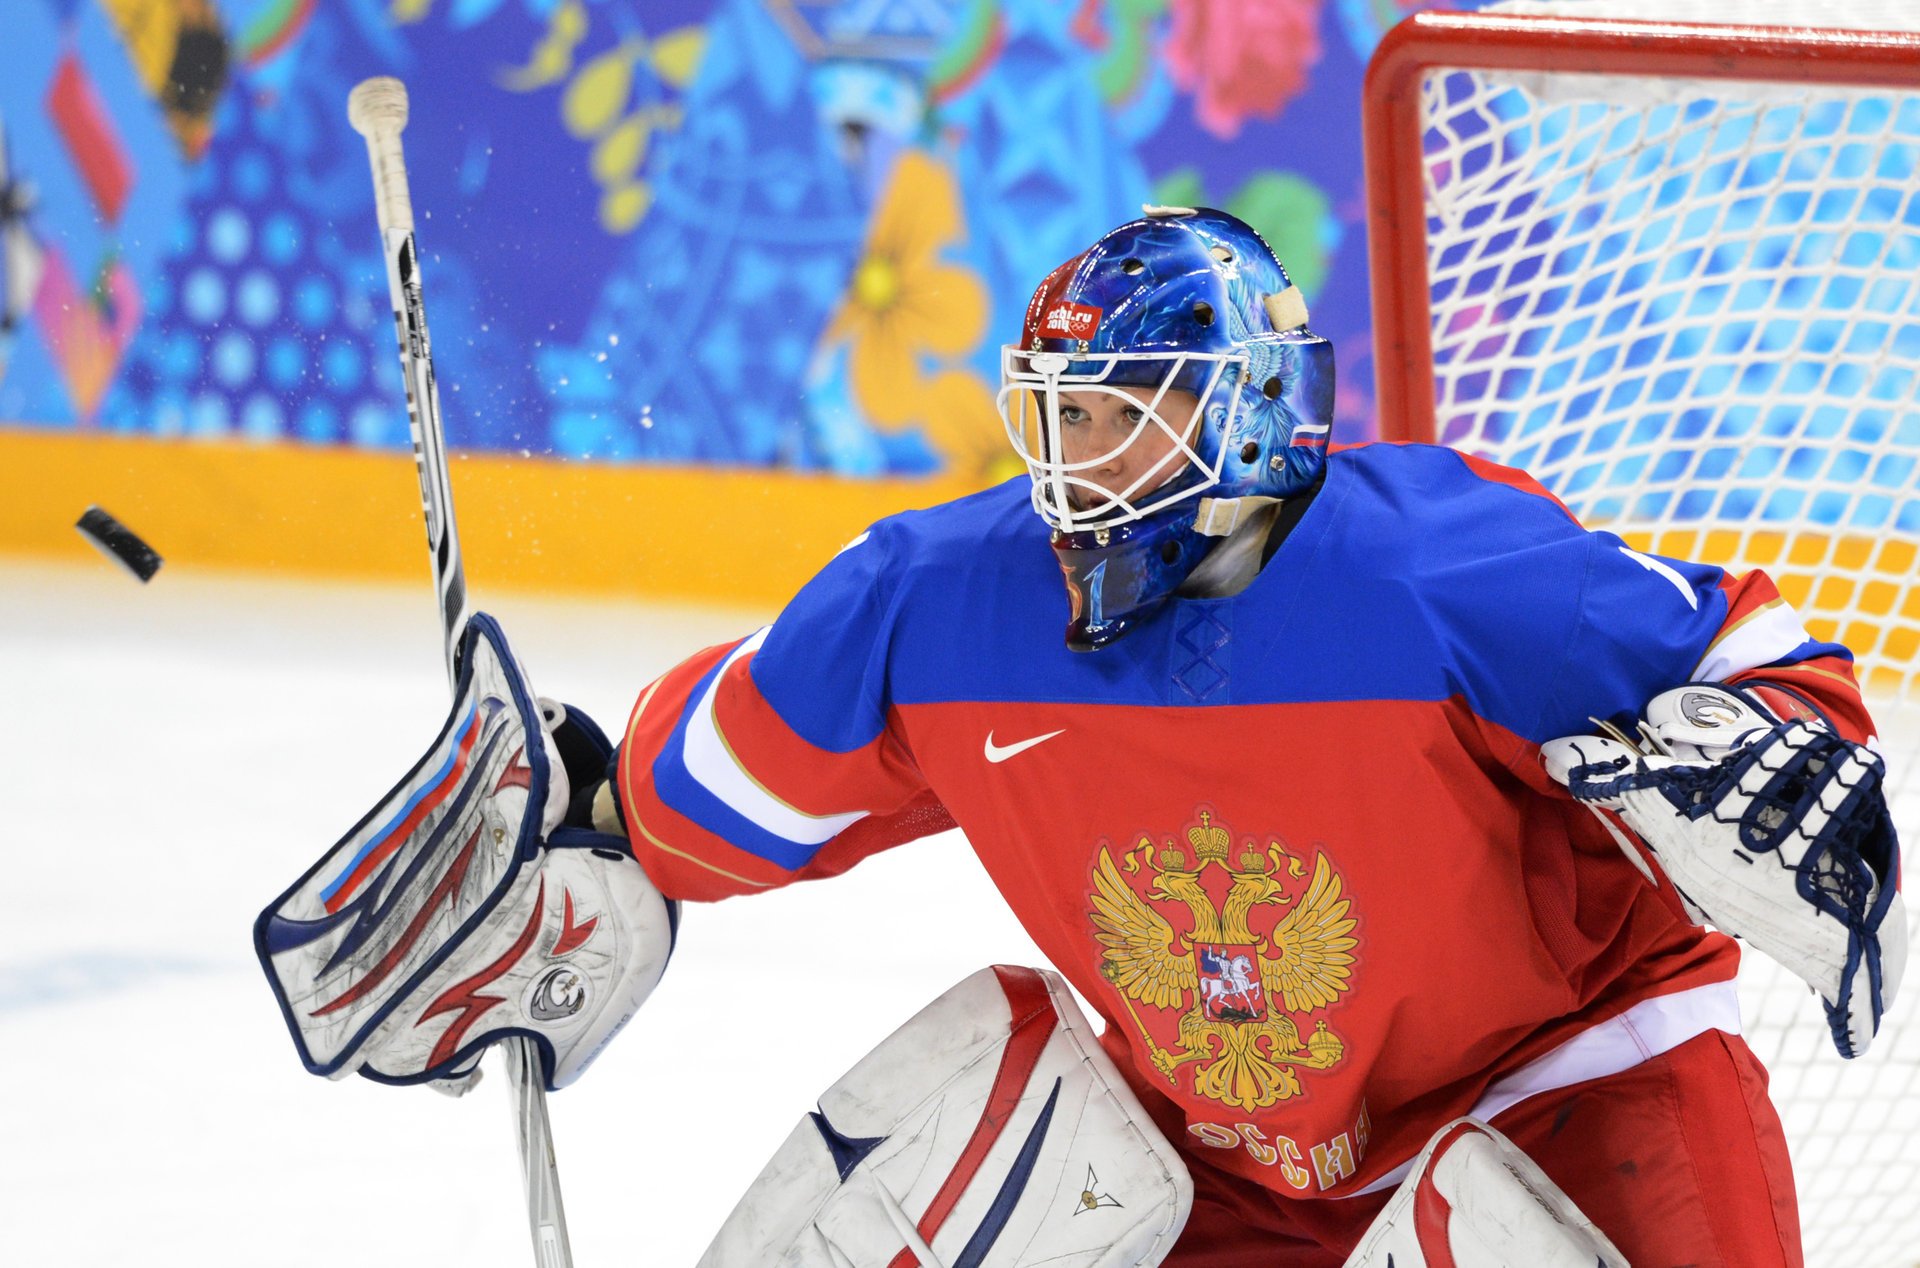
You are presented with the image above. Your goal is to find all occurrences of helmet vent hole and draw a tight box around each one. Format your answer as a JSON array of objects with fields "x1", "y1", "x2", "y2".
[
  {"x1": 1240, "y1": 441, "x2": 1259, "y2": 463},
  {"x1": 1160, "y1": 541, "x2": 1180, "y2": 564},
  {"x1": 1210, "y1": 245, "x2": 1233, "y2": 265},
  {"x1": 1192, "y1": 301, "x2": 1214, "y2": 327},
  {"x1": 1121, "y1": 257, "x2": 1145, "y2": 275},
  {"x1": 1263, "y1": 376, "x2": 1283, "y2": 400}
]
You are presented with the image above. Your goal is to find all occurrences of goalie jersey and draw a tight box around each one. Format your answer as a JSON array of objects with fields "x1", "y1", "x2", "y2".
[{"x1": 613, "y1": 442, "x2": 1876, "y2": 1201}]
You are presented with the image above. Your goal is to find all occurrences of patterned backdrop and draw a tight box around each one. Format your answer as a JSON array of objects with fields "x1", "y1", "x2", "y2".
[{"x1": 0, "y1": 0, "x2": 1494, "y2": 483}]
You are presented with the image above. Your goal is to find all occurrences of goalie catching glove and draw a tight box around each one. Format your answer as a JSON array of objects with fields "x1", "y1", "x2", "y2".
[
  {"x1": 1543, "y1": 683, "x2": 1905, "y2": 1058},
  {"x1": 255, "y1": 614, "x2": 676, "y2": 1092}
]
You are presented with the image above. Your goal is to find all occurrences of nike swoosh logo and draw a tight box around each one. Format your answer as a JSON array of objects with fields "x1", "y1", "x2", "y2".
[{"x1": 984, "y1": 729, "x2": 1065, "y2": 763}]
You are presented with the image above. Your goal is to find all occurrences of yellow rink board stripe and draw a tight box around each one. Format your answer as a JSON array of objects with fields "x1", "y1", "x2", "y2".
[{"x1": 0, "y1": 427, "x2": 981, "y2": 609}]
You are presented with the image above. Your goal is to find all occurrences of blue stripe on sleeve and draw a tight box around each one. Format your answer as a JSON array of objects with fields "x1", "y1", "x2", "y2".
[
  {"x1": 1767, "y1": 637, "x2": 1856, "y2": 669},
  {"x1": 648, "y1": 656, "x2": 832, "y2": 873}
]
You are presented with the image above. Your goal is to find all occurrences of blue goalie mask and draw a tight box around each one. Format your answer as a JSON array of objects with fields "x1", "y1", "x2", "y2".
[{"x1": 998, "y1": 207, "x2": 1336, "y2": 651}]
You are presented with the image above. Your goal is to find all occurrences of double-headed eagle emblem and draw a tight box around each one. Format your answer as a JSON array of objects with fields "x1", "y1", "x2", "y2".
[{"x1": 1090, "y1": 810, "x2": 1359, "y2": 1112}]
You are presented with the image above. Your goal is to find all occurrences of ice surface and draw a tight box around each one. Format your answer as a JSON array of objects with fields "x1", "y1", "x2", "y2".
[{"x1": 0, "y1": 560, "x2": 1052, "y2": 1266}]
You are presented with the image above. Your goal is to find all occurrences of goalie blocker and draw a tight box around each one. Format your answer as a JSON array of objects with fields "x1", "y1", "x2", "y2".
[{"x1": 255, "y1": 615, "x2": 677, "y2": 1092}]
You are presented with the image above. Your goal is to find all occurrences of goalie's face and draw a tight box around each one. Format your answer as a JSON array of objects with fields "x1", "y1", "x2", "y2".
[
  {"x1": 1054, "y1": 386, "x2": 1199, "y2": 512},
  {"x1": 998, "y1": 348, "x2": 1223, "y2": 534}
]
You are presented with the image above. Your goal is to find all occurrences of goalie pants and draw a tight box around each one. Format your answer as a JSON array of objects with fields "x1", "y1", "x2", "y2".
[{"x1": 1163, "y1": 1029, "x2": 1801, "y2": 1267}]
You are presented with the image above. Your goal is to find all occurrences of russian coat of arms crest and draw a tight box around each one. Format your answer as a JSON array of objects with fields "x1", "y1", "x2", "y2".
[{"x1": 1089, "y1": 809, "x2": 1359, "y2": 1112}]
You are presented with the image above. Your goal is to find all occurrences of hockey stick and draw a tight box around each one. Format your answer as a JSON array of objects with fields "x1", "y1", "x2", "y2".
[{"x1": 347, "y1": 76, "x2": 575, "y2": 1268}]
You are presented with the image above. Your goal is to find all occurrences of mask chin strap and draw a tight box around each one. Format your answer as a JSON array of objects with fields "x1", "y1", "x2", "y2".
[{"x1": 1192, "y1": 495, "x2": 1284, "y2": 537}]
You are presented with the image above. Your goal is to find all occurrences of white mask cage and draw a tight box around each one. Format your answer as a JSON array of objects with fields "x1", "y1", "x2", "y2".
[{"x1": 998, "y1": 347, "x2": 1249, "y2": 534}]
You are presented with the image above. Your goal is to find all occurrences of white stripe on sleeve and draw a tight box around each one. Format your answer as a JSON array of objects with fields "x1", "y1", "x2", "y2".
[
  {"x1": 683, "y1": 627, "x2": 870, "y2": 847},
  {"x1": 1695, "y1": 599, "x2": 1814, "y2": 682}
]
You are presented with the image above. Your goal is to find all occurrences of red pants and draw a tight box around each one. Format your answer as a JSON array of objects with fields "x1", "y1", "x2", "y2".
[{"x1": 1163, "y1": 1030, "x2": 1802, "y2": 1267}]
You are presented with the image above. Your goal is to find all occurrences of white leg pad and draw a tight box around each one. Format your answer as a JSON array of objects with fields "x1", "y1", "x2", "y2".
[
  {"x1": 698, "y1": 965, "x2": 1192, "y2": 1268},
  {"x1": 1342, "y1": 1118, "x2": 1629, "y2": 1268}
]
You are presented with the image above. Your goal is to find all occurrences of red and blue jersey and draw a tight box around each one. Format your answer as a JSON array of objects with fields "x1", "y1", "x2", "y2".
[{"x1": 615, "y1": 442, "x2": 1875, "y2": 1199}]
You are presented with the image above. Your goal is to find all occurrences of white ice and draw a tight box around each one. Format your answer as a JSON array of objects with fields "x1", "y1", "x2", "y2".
[{"x1": 0, "y1": 559, "x2": 1052, "y2": 1266}]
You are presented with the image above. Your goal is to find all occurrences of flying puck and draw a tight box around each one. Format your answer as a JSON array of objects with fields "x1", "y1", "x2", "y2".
[{"x1": 76, "y1": 506, "x2": 162, "y2": 582}]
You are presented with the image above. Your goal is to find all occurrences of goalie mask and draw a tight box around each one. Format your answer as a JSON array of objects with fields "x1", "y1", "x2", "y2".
[{"x1": 998, "y1": 207, "x2": 1335, "y2": 651}]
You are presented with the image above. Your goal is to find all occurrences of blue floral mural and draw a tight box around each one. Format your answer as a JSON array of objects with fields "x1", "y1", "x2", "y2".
[{"x1": 0, "y1": 0, "x2": 1495, "y2": 481}]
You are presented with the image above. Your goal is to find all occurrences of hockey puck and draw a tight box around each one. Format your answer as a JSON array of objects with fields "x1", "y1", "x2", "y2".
[{"x1": 76, "y1": 506, "x2": 162, "y2": 582}]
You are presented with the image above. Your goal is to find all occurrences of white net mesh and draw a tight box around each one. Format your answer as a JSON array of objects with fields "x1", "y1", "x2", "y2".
[{"x1": 1404, "y1": 4, "x2": 1920, "y2": 1263}]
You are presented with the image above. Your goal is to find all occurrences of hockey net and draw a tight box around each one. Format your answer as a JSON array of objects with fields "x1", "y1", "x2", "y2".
[{"x1": 1364, "y1": 4, "x2": 1920, "y2": 1263}]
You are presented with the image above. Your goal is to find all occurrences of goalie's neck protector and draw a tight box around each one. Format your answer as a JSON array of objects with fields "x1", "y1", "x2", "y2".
[{"x1": 998, "y1": 206, "x2": 1335, "y2": 651}]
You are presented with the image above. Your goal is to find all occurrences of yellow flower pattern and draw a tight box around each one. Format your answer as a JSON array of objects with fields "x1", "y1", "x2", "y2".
[{"x1": 830, "y1": 151, "x2": 993, "y2": 463}]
